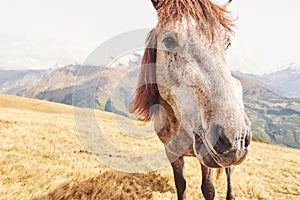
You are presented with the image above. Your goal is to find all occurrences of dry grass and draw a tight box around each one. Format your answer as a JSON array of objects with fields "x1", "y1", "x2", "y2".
[{"x1": 0, "y1": 94, "x2": 299, "y2": 200}]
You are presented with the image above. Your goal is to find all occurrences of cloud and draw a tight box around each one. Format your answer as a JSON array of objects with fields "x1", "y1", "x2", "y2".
[
  {"x1": 0, "y1": 33, "x2": 95, "y2": 70},
  {"x1": 0, "y1": 0, "x2": 299, "y2": 74}
]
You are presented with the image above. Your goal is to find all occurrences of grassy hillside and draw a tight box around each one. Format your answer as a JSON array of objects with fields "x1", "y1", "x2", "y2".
[
  {"x1": 245, "y1": 98, "x2": 300, "y2": 148},
  {"x1": 235, "y1": 72, "x2": 300, "y2": 149},
  {"x1": 0, "y1": 95, "x2": 299, "y2": 200}
]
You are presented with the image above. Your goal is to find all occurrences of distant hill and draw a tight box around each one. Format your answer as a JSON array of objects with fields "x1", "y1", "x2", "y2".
[
  {"x1": 15, "y1": 65, "x2": 137, "y2": 116},
  {"x1": 19, "y1": 65, "x2": 106, "y2": 108},
  {"x1": 0, "y1": 65, "x2": 300, "y2": 149},
  {"x1": 0, "y1": 69, "x2": 47, "y2": 94},
  {"x1": 233, "y1": 72, "x2": 300, "y2": 149},
  {"x1": 234, "y1": 65, "x2": 300, "y2": 98}
]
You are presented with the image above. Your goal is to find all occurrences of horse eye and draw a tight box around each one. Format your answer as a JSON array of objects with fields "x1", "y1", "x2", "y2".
[
  {"x1": 226, "y1": 42, "x2": 231, "y2": 50},
  {"x1": 163, "y1": 36, "x2": 177, "y2": 49}
]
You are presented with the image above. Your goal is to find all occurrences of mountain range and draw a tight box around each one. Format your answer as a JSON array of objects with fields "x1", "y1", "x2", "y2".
[
  {"x1": 234, "y1": 66, "x2": 300, "y2": 98},
  {"x1": 0, "y1": 64, "x2": 299, "y2": 149},
  {"x1": 0, "y1": 69, "x2": 48, "y2": 95}
]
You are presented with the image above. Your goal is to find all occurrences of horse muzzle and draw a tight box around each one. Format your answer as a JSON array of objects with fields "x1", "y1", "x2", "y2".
[{"x1": 193, "y1": 125, "x2": 252, "y2": 168}]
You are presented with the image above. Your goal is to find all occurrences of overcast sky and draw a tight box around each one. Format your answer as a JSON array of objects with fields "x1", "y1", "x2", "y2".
[{"x1": 0, "y1": 0, "x2": 299, "y2": 74}]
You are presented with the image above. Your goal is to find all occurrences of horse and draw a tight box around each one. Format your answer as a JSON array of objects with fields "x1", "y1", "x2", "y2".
[{"x1": 130, "y1": 0, "x2": 252, "y2": 199}]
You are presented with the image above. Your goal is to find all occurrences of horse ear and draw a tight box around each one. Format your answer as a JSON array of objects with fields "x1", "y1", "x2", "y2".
[
  {"x1": 222, "y1": 0, "x2": 232, "y2": 10},
  {"x1": 151, "y1": 0, "x2": 162, "y2": 11}
]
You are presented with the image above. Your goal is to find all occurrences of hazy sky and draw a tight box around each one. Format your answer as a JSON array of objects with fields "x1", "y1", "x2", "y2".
[{"x1": 0, "y1": 0, "x2": 299, "y2": 74}]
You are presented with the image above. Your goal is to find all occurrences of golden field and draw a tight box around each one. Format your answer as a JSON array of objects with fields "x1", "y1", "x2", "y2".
[{"x1": 0, "y1": 94, "x2": 299, "y2": 200}]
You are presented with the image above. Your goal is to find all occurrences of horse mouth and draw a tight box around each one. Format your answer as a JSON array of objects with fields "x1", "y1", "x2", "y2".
[{"x1": 193, "y1": 127, "x2": 249, "y2": 168}]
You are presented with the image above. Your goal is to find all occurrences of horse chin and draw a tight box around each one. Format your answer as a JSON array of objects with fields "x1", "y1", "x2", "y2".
[
  {"x1": 193, "y1": 131, "x2": 249, "y2": 168},
  {"x1": 193, "y1": 134, "x2": 221, "y2": 168}
]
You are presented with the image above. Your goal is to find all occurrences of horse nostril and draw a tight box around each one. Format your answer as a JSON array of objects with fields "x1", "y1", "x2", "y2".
[
  {"x1": 214, "y1": 134, "x2": 232, "y2": 154},
  {"x1": 211, "y1": 124, "x2": 231, "y2": 154},
  {"x1": 244, "y1": 130, "x2": 252, "y2": 148}
]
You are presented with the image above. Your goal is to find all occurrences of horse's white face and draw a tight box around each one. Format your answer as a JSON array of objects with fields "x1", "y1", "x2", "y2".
[{"x1": 155, "y1": 17, "x2": 252, "y2": 167}]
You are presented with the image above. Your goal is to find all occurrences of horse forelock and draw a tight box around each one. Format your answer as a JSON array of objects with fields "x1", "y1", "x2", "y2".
[
  {"x1": 156, "y1": 0, "x2": 234, "y2": 41},
  {"x1": 130, "y1": 30, "x2": 160, "y2": 121}
]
